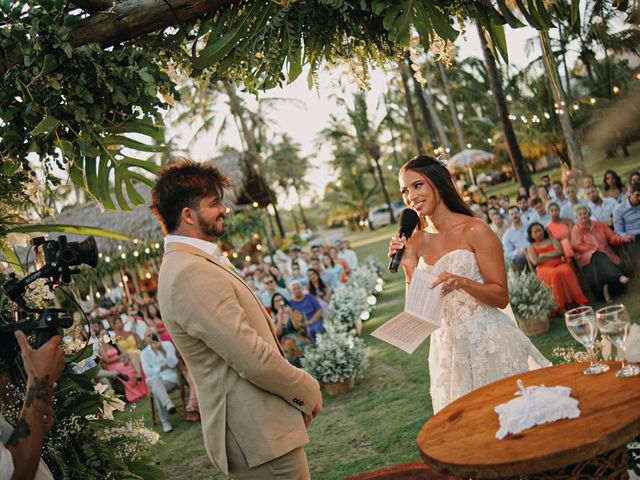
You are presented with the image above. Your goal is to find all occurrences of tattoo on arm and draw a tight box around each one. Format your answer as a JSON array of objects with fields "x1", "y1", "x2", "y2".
[
  {"x1": 25, "y1": 375, "x2": 52, "y2": 407},
  {"x1": 6, "y1": 419, "x2": 31, "y2": 447}
]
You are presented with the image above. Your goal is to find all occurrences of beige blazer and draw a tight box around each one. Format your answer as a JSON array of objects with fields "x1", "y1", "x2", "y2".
[{"x1": 157, "y1": 242, "x2": 321, "y2": 475}]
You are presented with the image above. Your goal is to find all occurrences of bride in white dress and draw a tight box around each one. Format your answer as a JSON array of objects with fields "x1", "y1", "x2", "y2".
[{"x1": 388, "y1": 155, "x2": 549, "y2": 413}]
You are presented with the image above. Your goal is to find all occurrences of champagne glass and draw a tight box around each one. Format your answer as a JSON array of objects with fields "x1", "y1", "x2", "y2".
[
  {"x1": 596, "y1": 304, "x2": 640, "y2": 378},
  {"x1": 565, "y1": 306, "x2": 610, "y2": 375}
]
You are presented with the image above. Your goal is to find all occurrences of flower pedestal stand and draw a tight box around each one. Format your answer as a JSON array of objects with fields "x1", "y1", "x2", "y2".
[
  {"x1": 517, "y1": 316, "x2": 550, "y2": 337},
  {"x1": 324, "y1": 375, "x2": 355, "y2": 396}
]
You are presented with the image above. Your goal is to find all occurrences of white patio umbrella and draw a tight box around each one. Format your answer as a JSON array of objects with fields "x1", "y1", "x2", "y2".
[{"x1": 448, "y1": 149, "x2": 495, "y2": 185}]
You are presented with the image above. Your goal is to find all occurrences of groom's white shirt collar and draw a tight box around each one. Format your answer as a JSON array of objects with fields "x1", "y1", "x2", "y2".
[{"x1": 164, "y1": 234, "x2": 220, "y2": 259}]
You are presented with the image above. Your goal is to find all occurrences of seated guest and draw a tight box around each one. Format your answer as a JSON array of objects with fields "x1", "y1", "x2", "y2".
[
  {"x1": 329, "y1": 246, "x2": 351, "y2": 277},
  {"x1": 526, "y1": 223, "x2": 588, "y2": 315},
  {"x1": 528, "y1": 185, "x2": 539, "y2": 206},
  {"x1": 307, "y1": 268, "x2": 332, "y2": 314},
  {"x1": 571, "y1": 205, "x2": 634, "y2": 303},
  {"x1": 488, "y1": 207, "x2": 509, "y2": 239},
  {"x1": 627, "y1": 171, "x2": 640, "y2": 198},
  {"x1": 270, "y1": 293, "x2": 313, "y2": 367},
  {"x1": 323, "y1": 252, "x2": 347, "y2": 283},
  {"x1": 603, "y1": 169, "x2": 625, "y2": 203},
  {"x1": 286, "y1": 244, "x2": 308, "y2": 274},
  {"x1": 560, "y1": 185, "x2": 585, "y2": 222},
  {"x1": 338, "y1": 239, "x2": 358, "y2": 269},
  {"x1": 268, "y1": 264, "x2": 287, "y2": 288},
  {"x1": 288, "y1": 262, "x2": 309, "y2": 288},
  {"x1": 531, "y1": 197, "x2": 551, "y2": 226},
  {"x1": 586, "y1": 185, "x2": 618, "y2": 227},
  {"x1": 98, "y1": 330, "x2": 148, "y2": 403},
  {"x1": 258, "y1": 273, "x2": 290, "y2": 308},
  {"x1": 551, "y1": 181, "x2": 569, "y2": 208},
  {"x1": 498, "y1": 195, "x2": 510, "y2": 216},
  {"x1": 288, "y1": 280, "x2": 325, "y2": 341},
  {"x1": 144, "y1": 303, "x2": 172, "y2": 343},
  {"x1": 578, "y1": 173, "x2": 598, "y2": 200},
  {"x1": 517, "y1": 195, "x2": 536, "y2": 223},
  {"x1": 547, "y1": 202, "x2": 574, "y2": 260},
  {"x1": 614, "y1": 179, "x2": 640, "y2": 268},
  {"x1": 112, "y1": 317, "x2": 144, "y2": 381},
  {"x1": 502, "y1": 206, "x2": 530, "y2": 272},
  {"x1": 141, "y1": 328, "x2": 179, "y2": 433},
  {"x1": 537, "y1": 185, "x2": 550, "y2": 208},
  {"x1": 310, "y1": 256, "x2": 338, "y2": 290}
]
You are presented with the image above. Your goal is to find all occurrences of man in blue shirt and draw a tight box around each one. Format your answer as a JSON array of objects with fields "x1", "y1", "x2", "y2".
[
  {"x1": 141, "y1": 329, "x2": 179, "y2": 432},
  {"x1": 614, "y1": 180, "x2": 640, "y2": 268},
  {"x1": 502, "y1": 206, "x2": 530, "y2": 272}
]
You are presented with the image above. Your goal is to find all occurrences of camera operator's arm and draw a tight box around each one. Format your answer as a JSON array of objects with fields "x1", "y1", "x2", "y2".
[{"x1": 6, "y1": 332, "x2": 64, "y2": 480}]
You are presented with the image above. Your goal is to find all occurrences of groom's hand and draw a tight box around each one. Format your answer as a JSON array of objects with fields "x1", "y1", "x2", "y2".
[{"x1": 303, "y1": 397, "x2": 323, "y2": 428}]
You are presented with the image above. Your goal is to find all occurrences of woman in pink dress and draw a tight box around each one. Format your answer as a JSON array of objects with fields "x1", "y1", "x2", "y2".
[
  {"x1": 98, "y1": 332, "x2": 148, "y2": 402},
  {"x1": 546, "y1": 202, "x2": 574, "y2": 260}
]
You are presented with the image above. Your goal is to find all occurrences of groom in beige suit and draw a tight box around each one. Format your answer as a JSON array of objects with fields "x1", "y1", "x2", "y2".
[{"x1": 151, "y1": 159, "x2": 322, "y2": 479}]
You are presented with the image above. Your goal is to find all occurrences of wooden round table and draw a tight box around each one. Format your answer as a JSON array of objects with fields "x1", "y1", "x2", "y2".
[{"x1": 417, "y1": 362, "x2": 640, "y2": 478}]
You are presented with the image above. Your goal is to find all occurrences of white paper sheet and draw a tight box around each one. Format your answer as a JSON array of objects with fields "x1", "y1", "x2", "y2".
[{"x1": 371, "y1": 269, "x2": 443, "y2": 354}]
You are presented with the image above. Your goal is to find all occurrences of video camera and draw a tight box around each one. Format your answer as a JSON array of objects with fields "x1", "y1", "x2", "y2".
[{"x1": 1, "y1": 235, "x2": 98, "y2": 358}]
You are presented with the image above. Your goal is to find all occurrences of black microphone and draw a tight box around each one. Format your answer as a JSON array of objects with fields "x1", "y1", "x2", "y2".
[{"x1": 388, "y1": 208, "x2": 420, "y2": 273}]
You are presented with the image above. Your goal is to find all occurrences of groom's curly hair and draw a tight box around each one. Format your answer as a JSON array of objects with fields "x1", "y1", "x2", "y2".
[{"x1": 151, "y1": 158, "x2": 233, "y2": 234}]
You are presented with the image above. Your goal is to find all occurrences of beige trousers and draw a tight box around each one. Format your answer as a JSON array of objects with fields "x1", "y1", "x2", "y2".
[{"x1": 225, "y1": 429, "x2": 310, "y2": 480}]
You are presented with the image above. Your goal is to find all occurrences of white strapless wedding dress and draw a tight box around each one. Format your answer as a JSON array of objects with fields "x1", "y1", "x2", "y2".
[{"x1": 417, "y1": 249, "x2": 550, "y2": 413}]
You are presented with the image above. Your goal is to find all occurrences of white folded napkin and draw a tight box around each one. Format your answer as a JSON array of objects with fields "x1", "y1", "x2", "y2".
[{"x1": 495, "y1": 379, "x2": 580, "y2": 440}]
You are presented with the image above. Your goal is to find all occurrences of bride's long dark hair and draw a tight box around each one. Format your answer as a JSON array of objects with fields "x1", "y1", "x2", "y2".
[{"x1": 400, "y1": 155, "x2": 474, "y2": 220}]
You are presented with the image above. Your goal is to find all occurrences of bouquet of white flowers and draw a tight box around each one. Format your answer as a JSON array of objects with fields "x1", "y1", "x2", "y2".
[
  {"x1": 347, "y1": 264, "x2": 378, "y2": 294},
  {"x1": 301, "y1": 323, "x2": 369, "y2": 386},
  {"x1": 328, "y1": 283, "x2": 369, "y2": 330},
  {"x1": 508, "y1": 269, "x2": 556, "y2": 336}
]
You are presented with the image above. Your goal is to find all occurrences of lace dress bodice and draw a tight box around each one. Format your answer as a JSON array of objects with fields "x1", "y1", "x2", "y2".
[{"x1": 417, "y1": 249, "x2": 549, "y2": 413}]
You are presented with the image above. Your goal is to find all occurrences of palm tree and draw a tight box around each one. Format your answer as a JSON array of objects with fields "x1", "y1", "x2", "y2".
[
  {"x1": 476, "y1": 23, "x2": 533, "y2": 188},
  {"x1": 324, "y1": 145, "x2": 379, "y2": 231},
  {"x1": 398, "y1": 59, "x2": 424, "y2": 155},
  {"x1": 539, "y1": 30, "x2": 583, "y2": 170},
  {"x1": 264, "y1": 134, "x2": 312, "y2": 229}
]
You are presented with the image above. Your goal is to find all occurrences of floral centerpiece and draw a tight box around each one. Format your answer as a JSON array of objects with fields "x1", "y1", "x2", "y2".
[
  {"x1": 301, "y1": 323, "x2": 369, "y2": 396},
  {"x1": 507, "y1": 269, "x2": 556, "y2": 337}
]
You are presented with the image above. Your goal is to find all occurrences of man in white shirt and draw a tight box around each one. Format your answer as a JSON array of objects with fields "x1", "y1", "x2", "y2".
[
  {"x1": 337, "y1": 240, "x2": 358, "y2": 270},
  {"x1": 560, "y1": 185, "x2": 584, "y2": 221},
  {"x1": 286, "y1": 245, "x2": 308, "y2": 274},
  {"x1": 1, "y1": 332, "x2": 64, "y2": 480},
  {"x1": 551, "y1": 181, "x2": 568, "y2": 208},
  {"x1": 517, "y1": 195, "x2": 536, "y2": 223},
  {"x1": 141, "y1": 328, "x2": 179, "y2": 433},
  {"x1": 531, "y1": 197, "x2": 551, "y2": 226},
  {"x1": 586, "y1": 186, "x2": 617, "y2": 226}
]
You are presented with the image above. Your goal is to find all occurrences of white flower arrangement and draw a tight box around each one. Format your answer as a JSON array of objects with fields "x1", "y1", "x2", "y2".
[
  {"x1": 363, "y1": 255, "x2": 385, "y2": 278},
  {"x1": 93, "y1": 417, "x2": 160, "y2": 461},
  {"x1": 301, "y1": 323, "x2": 369, "y2": 384},
  {"x1": 347, "y1": 265, "x2": 378, "y2": 294},
  {"x1": 328, "y1": 283, "x2": 369, "y2": 329},
  {"x1": 23, "y1": 277, "x2": 55, "y2": 309},
  {"x1": 507, "y1": 269, "x2": 556, "y2": 321}
]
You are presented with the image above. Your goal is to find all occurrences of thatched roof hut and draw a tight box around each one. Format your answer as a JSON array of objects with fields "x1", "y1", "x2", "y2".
[{"x1": 45, "y1": 152, "x2": 273, "y2": 253}]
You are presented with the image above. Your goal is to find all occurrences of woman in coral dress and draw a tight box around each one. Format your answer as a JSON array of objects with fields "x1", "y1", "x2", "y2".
[
  {"x1": 526, "y1": 222, "x2": 588, "y2": 314},
  {"x1": 546, "y1": 202, "x2": 574, "y2": 260}
]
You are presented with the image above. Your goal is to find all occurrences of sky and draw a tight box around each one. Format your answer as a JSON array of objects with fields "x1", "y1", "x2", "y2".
[{"x1": 175, "y1": 25, "x2": 545, "y2": 209}]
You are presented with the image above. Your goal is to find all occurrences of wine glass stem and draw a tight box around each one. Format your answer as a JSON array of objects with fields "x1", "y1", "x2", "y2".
[
  {"x1": 588, "y1": 345, "x2": 597, "y2": 367},
  {"x1": 620, "y1": 346, "x2": 628, "y2": 369}
]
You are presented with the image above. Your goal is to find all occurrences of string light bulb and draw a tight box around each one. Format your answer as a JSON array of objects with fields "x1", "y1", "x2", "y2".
[
  {"x1": 590, "y1": 98, "x2": 596, "y2": 104},
  {"x1": 612, "y1": 86, "x2": 621, "y2": 94}
]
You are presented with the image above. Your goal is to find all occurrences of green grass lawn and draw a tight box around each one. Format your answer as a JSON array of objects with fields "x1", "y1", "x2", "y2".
[{"x1": 120, "y1": 153, "x2": 639, "y2": 479}]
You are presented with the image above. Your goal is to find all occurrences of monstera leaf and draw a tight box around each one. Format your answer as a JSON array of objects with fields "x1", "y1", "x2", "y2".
[{"x1": 62, "y1": 118, "x2": 165, "y2": 211}]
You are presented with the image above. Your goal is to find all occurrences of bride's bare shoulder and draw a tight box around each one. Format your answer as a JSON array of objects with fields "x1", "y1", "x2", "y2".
[{"x1": 465, "y1": 217, "x2": 501, "y2": 244}]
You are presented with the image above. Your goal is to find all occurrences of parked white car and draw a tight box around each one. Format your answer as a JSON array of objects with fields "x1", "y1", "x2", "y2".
[{"x1": 367, "y1": 200, "x2": 405, "y2": 229}]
